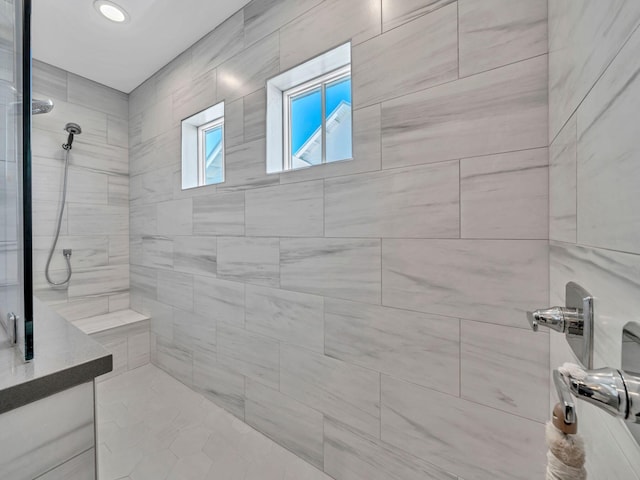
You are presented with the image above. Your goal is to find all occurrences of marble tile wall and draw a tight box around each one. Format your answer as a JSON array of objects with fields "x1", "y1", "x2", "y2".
[
  {"x1": 548, "y1": 2, "x2": 640, "y2": 478},
  {"x1": 31, "y1": 60, "x2": 130, "y2": 320},
  {"x1": 129, "y1": 1, "x2": 549, "y2": 479}
]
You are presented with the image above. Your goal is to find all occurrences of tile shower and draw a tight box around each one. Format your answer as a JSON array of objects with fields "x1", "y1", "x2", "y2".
[
  {"x1": 17, "y1": 0, "x2": 640, "y2": 479},
  {"x1": 128, "y1": 1, "x2": 548, "y2": 479}
]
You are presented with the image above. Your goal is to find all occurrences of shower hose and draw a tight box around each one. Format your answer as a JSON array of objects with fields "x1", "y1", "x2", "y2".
[{"x1": 44, "y1": 146, "x2": 72, "y2": 287}]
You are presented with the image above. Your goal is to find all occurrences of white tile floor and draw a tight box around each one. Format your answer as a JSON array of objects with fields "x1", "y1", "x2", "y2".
[{"x1": 96, "y1": 364, "x2": 333, "y2": 480}]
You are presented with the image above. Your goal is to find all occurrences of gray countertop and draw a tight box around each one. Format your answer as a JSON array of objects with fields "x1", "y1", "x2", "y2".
[{"x1": 0, "y1": 298, "x2": 112, "y2": 414}]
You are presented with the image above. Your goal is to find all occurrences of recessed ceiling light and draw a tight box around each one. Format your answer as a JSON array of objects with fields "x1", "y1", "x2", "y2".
[{"x1": 94, "y1": 0, "x2": 130, "y2": 23}]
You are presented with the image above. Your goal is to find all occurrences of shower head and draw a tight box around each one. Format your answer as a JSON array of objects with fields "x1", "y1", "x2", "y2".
[
  {"x1": 32, "y1": 98, "x2": 54, "y2": 115},
  {"x1": 63, "y1": 122, "x2": 82, "y2": 150}
]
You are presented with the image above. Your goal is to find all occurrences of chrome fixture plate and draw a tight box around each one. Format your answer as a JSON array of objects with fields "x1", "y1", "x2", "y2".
[
  {"x1": 565, "y1": 282, "x2": 594, "y2": 369},
  {"x1": 622, "y1": 322, "x2": 640, "y2": 445},
  {"x1": 527, "y1": 282, "x2": 594, "y2": 368}
]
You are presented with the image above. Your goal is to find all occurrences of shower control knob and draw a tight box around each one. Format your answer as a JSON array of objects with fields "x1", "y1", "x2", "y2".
[{"x1": 527, "y1": 307, "x2": 583, "y2": 335}]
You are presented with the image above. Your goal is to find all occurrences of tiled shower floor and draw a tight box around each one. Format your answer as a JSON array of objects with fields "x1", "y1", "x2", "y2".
[{"x1": 96, "y1": 364, "x2": 332, "y2": 480}]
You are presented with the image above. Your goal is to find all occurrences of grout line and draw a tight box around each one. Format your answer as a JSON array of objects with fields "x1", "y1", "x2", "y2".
[
  {"x1": 457, "y1": 0, "x2": 460, "y2": 79},
  {"x1": 357, "y1": 52, "x2": 548, "y2": 112},
  {"x1": 548, "y1": 17, "x2": 640, "y2": 146}
]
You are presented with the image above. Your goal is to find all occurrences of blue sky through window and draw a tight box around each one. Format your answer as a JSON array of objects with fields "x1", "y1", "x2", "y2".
[
  {"x1": 291, "y1": 88, "x2": 321, "y2": 153},
  {"x1": 291, "y1": 77, "x2": 352, "y2": 156},
  {"x1": 326, "y1": 77, "x2": 351, "y2": 118},
  {"x1": 204, "y1": 126, "x2": 223, "y2": 184}
]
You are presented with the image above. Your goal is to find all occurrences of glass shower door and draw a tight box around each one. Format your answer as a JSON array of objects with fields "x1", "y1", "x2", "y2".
[{"x1": 0, "y1": 0, "x2": 30, "y2": 360}]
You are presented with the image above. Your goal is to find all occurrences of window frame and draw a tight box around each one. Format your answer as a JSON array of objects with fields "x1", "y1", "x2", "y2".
[
  {"x1": 282, "y1": 64, "x2": 352, "y2": 171},
  {"x1": 181, "y1": 101, "x2": 225, "y2": 190},
  {"x1": 197, "y1": 117, "x2": 225, "y2": 186}
]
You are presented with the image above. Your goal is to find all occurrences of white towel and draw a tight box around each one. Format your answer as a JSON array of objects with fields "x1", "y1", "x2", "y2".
[{"x1": 545, "y1": 422, "x2": 587, "y2": 480}]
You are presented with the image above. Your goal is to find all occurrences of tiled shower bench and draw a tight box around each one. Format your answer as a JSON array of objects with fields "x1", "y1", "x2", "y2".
[{"x1": 73, "y1": 310, "x2": 150, "y2": 381}]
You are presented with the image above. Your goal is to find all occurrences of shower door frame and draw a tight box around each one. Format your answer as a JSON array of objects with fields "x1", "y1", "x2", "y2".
[{"x1": 21, "y1": 0, "x2": 33, "y2": 360}]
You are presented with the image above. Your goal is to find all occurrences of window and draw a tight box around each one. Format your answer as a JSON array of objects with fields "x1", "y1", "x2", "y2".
[
  {"x1": 181, "y1": 102, "x2": 225, "y2": 189},
  {"x1": 198, "y1": 118, "x2": 224, "y2": 185},
  {"x1": 284, "y1": 66, "x2": 352, "y2": 170},
  {"x1": 266, "y1": 42, "x2": 352, "y2": 174}
]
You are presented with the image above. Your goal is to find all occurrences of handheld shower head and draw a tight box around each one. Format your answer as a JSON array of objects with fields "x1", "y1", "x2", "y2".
[{"x1": 63, "y1": 122, "x2": 82, "y2": 150}]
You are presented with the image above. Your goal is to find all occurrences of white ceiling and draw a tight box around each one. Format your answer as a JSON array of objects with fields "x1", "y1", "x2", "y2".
[{"x1": 32, "y1": 0, "x2": 252, "y2": 93}]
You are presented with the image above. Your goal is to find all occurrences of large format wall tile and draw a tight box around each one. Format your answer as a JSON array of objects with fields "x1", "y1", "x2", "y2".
[
  {"x1": 548, "y1": 0, "x2": 640, "y2": 139},
  {"x1": 171, "y1": 69, "x2": 218, "y2": 126},
  {"x1": 32, "y1": 60, "x2": 67, "y2": 100},
  {"x1": 325, "y1": 299, "x2": 460, "y2": 395},
  {"x1": 173, "y1": 309, "x2": 216, "y2": 357},
  {"x1": 381, "y1": 376, "x2": 546, "y2": 480},
  {"x1": 245, "y1": 180, "x2": 324, "y2": 237},
  {"x1": 217, "y1": 323, "x2": 279, "y2": 389},
  {"x1": 459, "y1": 0, "x2": 547, "y2": 78},
  {"x1": 173, "y1": 236, "x2": 217, "y2": 277},
  {"x1": 245, "y1": 379, "x2": 324, "y2": 468},
  {"x1": 460, "y1": 148, "x2": 548, "y2": 239},
  {"x1": 217, "y1": 237, "x2": 280, "y2": 287},
  {"x1": 577, "y1": 25, "x2": 640, "y2": 255},
  {"x1": 68, "y1": 264, "x2": 129, "y2": 299},
  {"x1": 243, "y1": 89, "x2": 266, "y2": 142},
  {"x1": 155, "y1": 336, "x2": 194, "y2": 386},
  {"x1": 141, "y1": 236, "x2": 173, "y2": 269},
  {"x1": 130, "y1": 130, "x2": 179, "y2": 177},
  {"x1": 279, "y1": 0, "x2": 381, "y2": 71},
  {"x1": 191, "y1": 10, "x2": 245, "y2": 75},
  {"x1": 144, "y1": 298, "x2": 174, "y2": 340},
  {"x1": 353, "y1": 3, "x2": 458, "y2": 107},
  {"x1": 217, "y1": 32, "x2": 279, "y2": 103},
  {"x1": 324, "y1": 418, "x2": 457, "y2": 480},
  {"x1": 281, "y1": 238, "x2": 381, "y2": 304},
  {"x1": 243, "y1": 0, "x2": 323, "y2": 47},
  {"x1": 281, "y1": 345, "x2": 380, "y2": 438},
  {"x1": 67, "y1": 72, "x2": 128, "y2": 119},
  {"x1": 382, "y1": 55, "x2": 548, "y2": 169},
  {"x1": 381, "y1": 0, "x2": 454, "y2": 32},
  {"x1": 325, "y1": 161, "x2": 459, "y2": 238},
  {"x1": 67, "y1": 204, "x2": 128, "y2": 236},
  {"x1": 460, "y1": 320, "x2": 549, "y2": 422},
  {"x1": 156, "y1": 199, "x2": 193, "y2": 236},
  {"x1": 157, "y1": 270, "x2": 194, "y2": 312},
  {"x1": 225, "y1": 98, "x2": 245, "y2": 148},
  {"x1": 130, "y1": 166, "x2": 175, "y2": 206},
  {"x1": 193, "y1": 351, "x2": 245, "y2": 419},
  {"x1": 549, "y1": 114, "x2": 577, "y2": 243},
  {"x1": 221, "y1": 138, "x2": 280, "y2": 191},
  {"x1": 130, "y1": 265, "x2": 157, "y2": 301},
  {"x1": 245, "y1": 284, "x2": 323, "y2": 352},
  {"x1": 193, "y1": 192, "x2": 245, "y2": 236},
  {"x1": 193, "y1": 275, "x2": 245, "y2": 327},
  {"x1": 382, "y1": 239, "x2": 548, "y2": 328},
  {"x1": 71, "y1": 141, "x2": 129, "y2": 176},
  {"x1": 32, "y1": 235, "x2": 108, "y2": 272}
]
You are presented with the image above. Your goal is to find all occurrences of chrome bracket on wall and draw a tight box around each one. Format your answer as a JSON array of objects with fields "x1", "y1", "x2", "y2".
[{"x1": 527, "y1": 282, "x2": 594, "y2": 368}]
